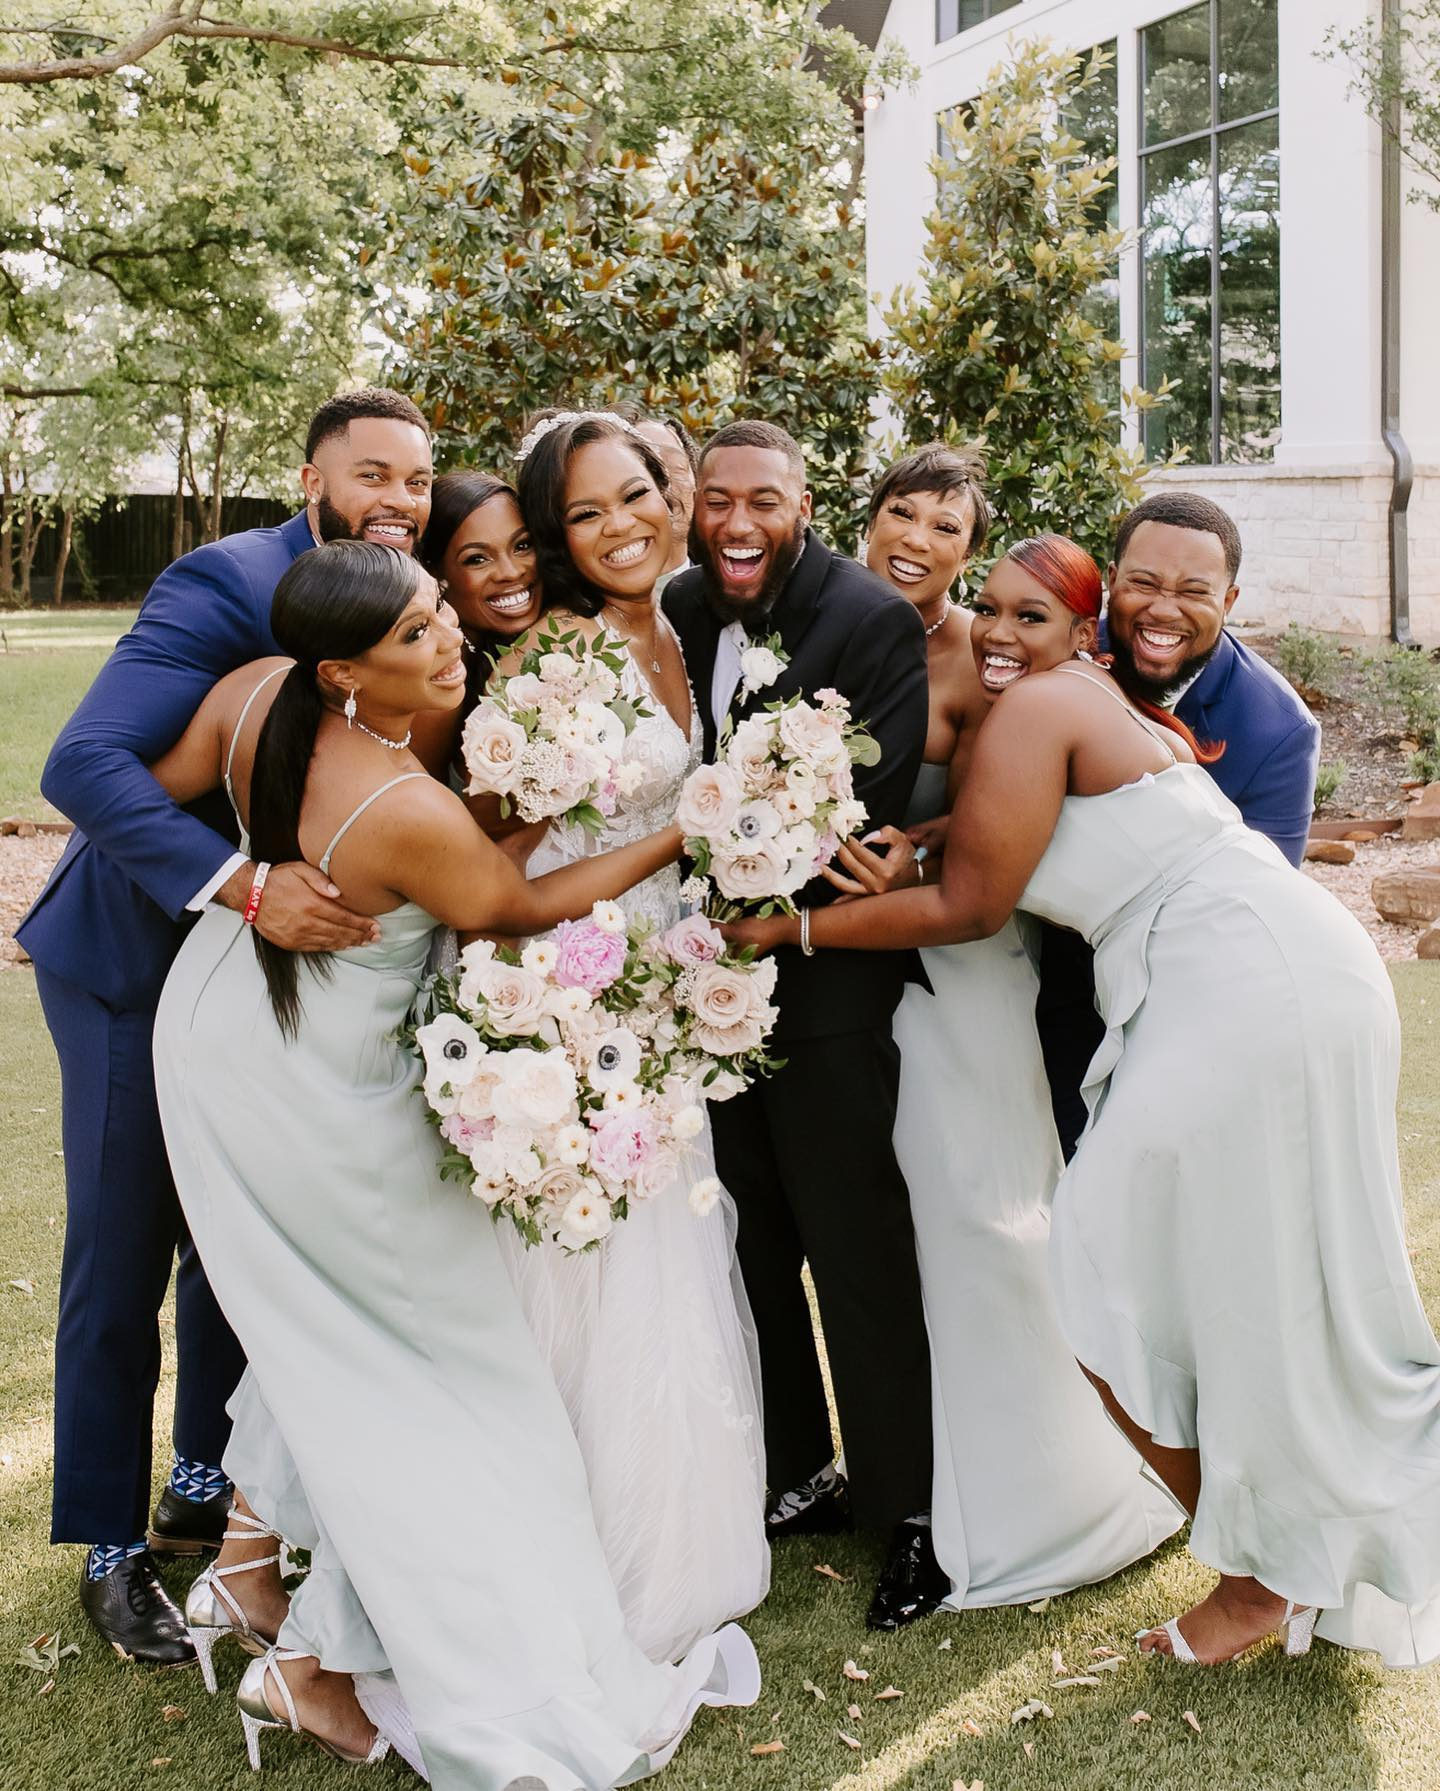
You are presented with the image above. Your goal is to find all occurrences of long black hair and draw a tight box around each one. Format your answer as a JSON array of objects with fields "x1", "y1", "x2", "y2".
[
  {"x1": 248, "y1": 540, "x2": 422, "y2": 1038},
  {"x1": 515, "y1": 412, "x2": 670, "y2": 619}
]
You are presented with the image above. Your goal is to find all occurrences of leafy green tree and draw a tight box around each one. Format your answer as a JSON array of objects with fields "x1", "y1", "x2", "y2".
[
  {"x1": 879, "y1": 41, "x2": 1179, "y2": 566},
  {"x1": 383, "y1": 86, "x2": 879, "y2": 531},
  {"x1": 1330, "y1": 4, "x2": 1440, "y2": 208}
]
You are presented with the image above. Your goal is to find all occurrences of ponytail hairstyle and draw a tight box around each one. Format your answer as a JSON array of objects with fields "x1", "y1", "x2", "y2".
[
  {"x1": 247, "y1": 541, "x2": 423, "y2": 1038},
  {"x1": 1005, "y1": 534, "x2": 1223, "y2": 765},
  {"x1": 515, "y1": 411, "x2": 670, "y2": 619}
]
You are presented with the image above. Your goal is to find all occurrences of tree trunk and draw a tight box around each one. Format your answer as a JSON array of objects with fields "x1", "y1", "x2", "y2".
[
  {"x1": 52, "y1": 506, "x2": 74, "y2": 606},
  {"x1": 0, "y1": 455, "x2": 13, "y2": 605},
  {"x1": 207, "y1": 414, "x2": 228, "y2": 543},
  {"x1": 171, "y1": 420, "x2": 187, "y2": 563},
  {"x1": 17, "y1": 496, "x2": 37, "y2": 605}
]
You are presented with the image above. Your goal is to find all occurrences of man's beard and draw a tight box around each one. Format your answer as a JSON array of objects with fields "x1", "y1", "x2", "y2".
[
  {"x1": 691, "y1": 518, "x2": 807, "y2": 627},
  {"x1": 312, "y1": 494, "x2": 415, "y2": 552},
  {"x1": 1108, "y1": 630, "x2": 1222, "y2": 706}
]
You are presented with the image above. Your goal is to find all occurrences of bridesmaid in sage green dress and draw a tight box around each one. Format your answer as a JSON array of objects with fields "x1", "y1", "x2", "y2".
[
  {"x1": 150, "y1": 541, "x2": 759, "y2": 1787},
  {"x1": 733, "y1": 534, "x2": 1440, "y2": 1671}
]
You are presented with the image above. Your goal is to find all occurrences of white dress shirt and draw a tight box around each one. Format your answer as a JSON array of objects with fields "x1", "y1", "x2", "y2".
[{"x1": 710, "y1": 620, "x2": 748, "y2": 736}]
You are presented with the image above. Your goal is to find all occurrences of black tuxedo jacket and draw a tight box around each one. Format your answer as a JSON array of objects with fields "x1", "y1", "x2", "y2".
[{"x1": 664, "y1": 530, "x2": 928, "y2": 1042}]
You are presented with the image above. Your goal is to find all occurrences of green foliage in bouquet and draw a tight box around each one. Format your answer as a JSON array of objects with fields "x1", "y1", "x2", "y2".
[{"x1": 880, "y1": 40, "x2": 1183, "y2": 566}]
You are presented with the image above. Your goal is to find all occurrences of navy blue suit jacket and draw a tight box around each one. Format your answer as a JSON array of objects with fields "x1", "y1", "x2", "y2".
[
  {"x1": 1173, "y1": 629, "x2": 1320, "y2": 867},
  {"x1": 18, "y1": 511, "x2": 314, "y2": 1007}
]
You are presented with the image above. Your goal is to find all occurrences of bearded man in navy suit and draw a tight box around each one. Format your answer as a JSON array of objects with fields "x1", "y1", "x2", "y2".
[
  {"x1": 1037, "y1": 490, "x2": 1321, "y2": 1156},
  {"x1": 17, "y1": 389, "x2": 433, "y2": 1664}
]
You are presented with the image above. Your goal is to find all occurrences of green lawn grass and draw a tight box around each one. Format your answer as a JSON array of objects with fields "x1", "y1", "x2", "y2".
[
  {"x1": 0, "y1": 618, "x2": 129, "y2": 819},
  {"x1": 3, "y1": 968, "x2": 1440, "y2": 1790}
]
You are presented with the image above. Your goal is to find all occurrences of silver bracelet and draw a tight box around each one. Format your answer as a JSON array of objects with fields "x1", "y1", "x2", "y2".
[{"x1": 800, "y1": 907, "x2": 814, "y2": 957}]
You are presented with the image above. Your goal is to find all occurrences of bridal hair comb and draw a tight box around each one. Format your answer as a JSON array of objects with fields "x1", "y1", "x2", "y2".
[{"x1": 514, "y1": 410, "x2": 643, "y2": 465}]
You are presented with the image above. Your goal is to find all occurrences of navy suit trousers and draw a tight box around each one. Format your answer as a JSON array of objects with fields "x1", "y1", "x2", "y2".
[{"x1": 37, "y1": 968, "x2": 245, "y2": 1544}]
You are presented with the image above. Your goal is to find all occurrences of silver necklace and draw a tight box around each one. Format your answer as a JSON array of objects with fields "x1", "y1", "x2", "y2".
[
  {"x1": 603, "y1": 604, "x2": 663, "y2": 675},
  {"x1": 355, "y1": 719, "x2": 412, "y2": 751},
  {"x1": 923, "y1": 599, "x2": 953, "y2": 639}
]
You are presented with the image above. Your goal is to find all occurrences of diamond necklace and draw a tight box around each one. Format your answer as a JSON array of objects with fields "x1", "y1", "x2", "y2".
[
  {"x1": 355, "y1": 719, "x2": 412, "y2": 751},
  {"x1": 923, "y1": 599, "x2": 953, "y2": 639}
]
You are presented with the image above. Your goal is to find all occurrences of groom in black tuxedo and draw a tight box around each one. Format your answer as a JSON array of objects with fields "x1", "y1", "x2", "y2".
[{"x1": 664, "y1": 421, "x2": 946, "y2": 1629}]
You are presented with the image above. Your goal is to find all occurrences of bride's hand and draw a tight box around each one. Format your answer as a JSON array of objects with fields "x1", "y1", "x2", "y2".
[
  {"x1": 720, "y1": 914, "x2": 791, "y2": 956},
  {"x1": 821, "y1": 826, "x2": 919, "y2": 898}
]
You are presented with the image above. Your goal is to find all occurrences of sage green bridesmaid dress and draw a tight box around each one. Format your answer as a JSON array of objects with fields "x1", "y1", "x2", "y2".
[
  {"x1": 152, "y1": 733, "x2": 758, "y2": 1789},
  {"x1": 1025, "y1": 669, "x2": 1440, "y2": 1666}
]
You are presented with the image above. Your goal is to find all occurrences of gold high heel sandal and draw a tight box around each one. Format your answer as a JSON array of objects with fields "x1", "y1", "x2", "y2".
[
  {"x1": 237, "y1": 1646, "x2": 391, "y2": 1771},
  {"x1": 184, "y1": 1508, "x2": 286, "y2": 1693}
]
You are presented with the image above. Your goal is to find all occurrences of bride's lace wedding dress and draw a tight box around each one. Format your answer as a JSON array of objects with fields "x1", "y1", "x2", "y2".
[{"x1": 500, "y1": 644, "x2": 771, "y2": 1666}]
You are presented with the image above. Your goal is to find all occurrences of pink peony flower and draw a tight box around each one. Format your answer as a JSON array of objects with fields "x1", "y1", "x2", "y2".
[
  {"x1": 552, "y1": 918, "x2": 628, "y2": 995},
  {"x1": 661, "y1": 912, "x2": 723, "y2": 968},
  {"x1": 440, "y1": 1112, "x2": 494, "y2": 1152},
  {"x1": 587, "y1": 1110, "x2": 660, "y2": 1189}
]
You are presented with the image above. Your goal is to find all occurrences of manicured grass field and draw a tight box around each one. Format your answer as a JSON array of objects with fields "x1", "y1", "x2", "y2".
[
  {"x1": 3, "y1": 968, "x2": 1439, "y2": 1791},
  {"x1": 0, "y1": 610, "x2": 132, "y2": 820}
]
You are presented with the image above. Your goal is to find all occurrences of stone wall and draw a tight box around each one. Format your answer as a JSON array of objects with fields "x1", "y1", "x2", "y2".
[{"x1": 1145, "y1": 463, "x2": 1440, "y2": 645}]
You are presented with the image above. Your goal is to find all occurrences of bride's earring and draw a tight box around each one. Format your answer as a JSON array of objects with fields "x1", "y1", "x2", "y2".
[{"x1": 344, "y1": 689, "x2": 358, "y2": 728}]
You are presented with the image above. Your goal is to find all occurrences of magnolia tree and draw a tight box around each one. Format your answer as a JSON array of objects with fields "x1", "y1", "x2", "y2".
[
  {"x1": 880, "y1": 41, "x2": 1179, "y2": 566},
  {"x1": 383, "y1": 90, "x2": 880, "y2": 532}
]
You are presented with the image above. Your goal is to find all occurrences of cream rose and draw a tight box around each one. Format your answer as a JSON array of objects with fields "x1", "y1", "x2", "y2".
[
  {"x1": 496, "y1": 1046, "x2": 579, "y2": 1128},
  {"x1": 459, "y1": 960, "x2": 548, "y2": 1036},
  {"x1": 726, "y1": 714, "x2": 778, "y2": 787},
  {"x1": 676, "y1": 761, "x2": 743, "y2": 838},
  {"x1": 462, "y1": 706, "x2": 528, "y2": 796},
  {"x1": 711, "y1": 838, "x2": 788, "y2": 903},
  {"x1": 779, "y1": 702, "x2": 848, "y2": 774}
]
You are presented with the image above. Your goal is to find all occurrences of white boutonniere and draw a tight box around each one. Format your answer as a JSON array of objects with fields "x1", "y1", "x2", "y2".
[{"x1": 738, "y1": 632, "x2": 788, "y2": 703}]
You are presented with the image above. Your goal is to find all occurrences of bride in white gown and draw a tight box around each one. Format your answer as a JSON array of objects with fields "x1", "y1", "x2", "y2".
[{"x1": 495, "y1": 411, "x2": 769, "y2": 1664}]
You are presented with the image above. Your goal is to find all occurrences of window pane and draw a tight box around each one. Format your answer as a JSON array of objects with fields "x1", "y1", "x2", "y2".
[
  {"x1": 1142, "y1": 138, "x2": 1214, "y2": 460},
  {"x1": 937, "y1": 0, "x2": 1020, "y2": 40},
  {"x1": 1143, "y1": 2, "x2": 1212, "y2": 148},
  {"x1": 1218, "y1": 116, "x2": 1281, "y2": 459},
  {"x1": 1064, "y1": 42, "x2": 1120, "y2": 233},
  {"x1": 1217, "y1": 0, "x2": 1278, "y2": 122}
]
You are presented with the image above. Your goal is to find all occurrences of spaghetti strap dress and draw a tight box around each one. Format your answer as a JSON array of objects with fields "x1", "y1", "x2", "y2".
[{"x1": 152, "y1": 705, "x2": 759, "y2": 1788}]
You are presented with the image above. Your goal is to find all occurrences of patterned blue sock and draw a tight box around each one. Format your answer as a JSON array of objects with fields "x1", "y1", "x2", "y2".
[
  {"x1": 85, "y1": 1541, "x2": 147, "y2": 1582},
  {"x1": 167, "y1": 1453, "x2": 231, "y2": 1503}
]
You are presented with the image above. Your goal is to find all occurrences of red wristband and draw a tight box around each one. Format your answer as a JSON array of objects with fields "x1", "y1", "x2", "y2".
[{"x1": 242, "y1": 862, "x2": 272, "y2": 926}]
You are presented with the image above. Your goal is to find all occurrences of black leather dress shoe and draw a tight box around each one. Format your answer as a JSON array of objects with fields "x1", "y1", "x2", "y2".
[
  {"x1": 865, "y1": 1520, "x2": 950, "y2": 1631},
  {"x1": 764, "y1": 1469, "x2": 853, "y2": 1540},
  {"x1": 79, "y1": 1552, "x2": 197, "y2": 1667},
  {"x1": 147, "y1": 1483, "x2": 231, "y2": 1556}
]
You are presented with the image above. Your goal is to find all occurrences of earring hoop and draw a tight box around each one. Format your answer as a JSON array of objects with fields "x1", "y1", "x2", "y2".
[{"x1": 344, "y1": 689, "x2": 358, "y2": 727}]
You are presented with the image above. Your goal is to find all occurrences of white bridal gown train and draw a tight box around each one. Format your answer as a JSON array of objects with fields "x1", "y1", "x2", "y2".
[
  {"x1": 894, "y1": 762, "x2": 1182, "y2": 1609},
  {"x1": 499, "y1": 647, "x2": 771, "y2": 1665}
]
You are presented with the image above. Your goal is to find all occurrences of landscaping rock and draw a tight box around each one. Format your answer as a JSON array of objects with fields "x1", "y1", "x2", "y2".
[
  {"x1": 0, "y1": 817, "x2": 37, "y2": 838},
  {"x1": 1402, "y1": 784, "x2": 1440, "y2": 842},
  {"x1": 1309, "y1": 817, "x2": 1401, "y2": 841},
  {"x1": 1419, "y1": 924, "x2": 1440, "y2": 962},
  {"x1": 1305, "y1": 839, "x2": 1355, "y2": 865},
  {"x1": 1372, "y1": 868, "x2": 1440, "y2": 924}
]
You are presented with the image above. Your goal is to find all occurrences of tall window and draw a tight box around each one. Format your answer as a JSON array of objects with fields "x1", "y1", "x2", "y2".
[
  {"x1": 937, "y1": 0, "x2": 1022, "y2": 44},
  {"x1": 1140, "y1": 0, "x2": 1280, "y2": 463}
]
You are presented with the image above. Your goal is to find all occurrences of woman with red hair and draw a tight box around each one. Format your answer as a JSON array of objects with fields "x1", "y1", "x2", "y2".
[{"x1": 732, "y1": 533, "x2": 1440, "y2": 1669}]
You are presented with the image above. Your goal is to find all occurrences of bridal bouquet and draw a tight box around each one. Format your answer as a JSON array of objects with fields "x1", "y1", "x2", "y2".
[
  {"x1": 677, "y1": 689, "x2": 879, "y2": 916},
  {"x1": 409, "y1": 904, "x2": 779, "y2": 1253},
  {"x1": 461, "y1": 620, "x2": 648, "y2": 832}
]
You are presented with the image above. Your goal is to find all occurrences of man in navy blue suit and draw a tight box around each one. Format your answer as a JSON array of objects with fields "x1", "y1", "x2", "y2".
[
  {"x1": 17, "y1": 388, "x2": 433, "y2": 1664},
  {"x1": 1037, "y1": 490, "x2": 1321, "y2": 1157}
]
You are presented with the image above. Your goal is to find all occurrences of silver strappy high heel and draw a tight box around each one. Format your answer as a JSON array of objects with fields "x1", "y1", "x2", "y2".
[
  {"x1": 237, "y1": 1646, "x2": 391, "y2": 1771},
  {"x1": 185, "y1": 1508, "x2": 285, "y2": 1693},
  {"x1": 1137, "y1": 1600, "x2": 1318, "y2": 1664}
]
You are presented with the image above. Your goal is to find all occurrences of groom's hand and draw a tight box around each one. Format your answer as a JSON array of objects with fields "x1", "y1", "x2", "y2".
[{"x1": 216, "y1": 860, "x2": 382, "y2": 951}]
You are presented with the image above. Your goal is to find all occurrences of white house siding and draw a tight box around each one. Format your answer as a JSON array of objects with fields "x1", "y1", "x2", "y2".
[{"x1": 864, "y1": 0, "x2": 1440, "y2": 641}]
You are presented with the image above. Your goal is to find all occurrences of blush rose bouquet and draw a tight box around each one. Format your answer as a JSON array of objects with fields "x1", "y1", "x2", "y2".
[
  {"x1": 461, "y1": 619, "x2": 650, "y2": 831},
  {"x1": 405, "y1": 903, "x2": 779, "y2": 1253},
  {"x1": 676, "y1": 689, "x2": 881, "y2": 917}
]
